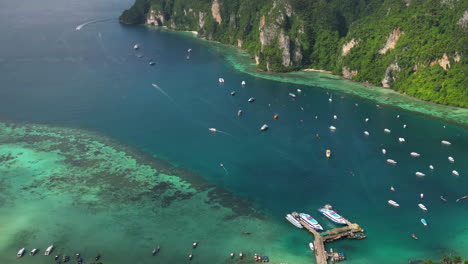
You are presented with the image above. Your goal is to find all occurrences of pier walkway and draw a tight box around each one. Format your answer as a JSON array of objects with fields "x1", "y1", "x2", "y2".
[{"x1": 298, "y1": 219, "x2": 328, "y2": 264}]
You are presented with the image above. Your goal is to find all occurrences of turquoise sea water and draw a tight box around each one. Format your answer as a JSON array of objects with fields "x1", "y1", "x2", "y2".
[{"x1": 0, "y1": 0, "x2": 467, "y2": 263}]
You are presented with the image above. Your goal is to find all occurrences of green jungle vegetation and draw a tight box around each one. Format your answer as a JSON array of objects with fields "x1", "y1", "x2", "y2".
[{"x1": 120, "y1": 0, "x2": 468, "y2": 107}]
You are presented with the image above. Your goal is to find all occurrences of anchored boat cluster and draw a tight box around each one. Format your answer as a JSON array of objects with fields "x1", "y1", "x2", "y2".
[{"x1": 286, "y1": 204, "x2": 366, "y2": 263}]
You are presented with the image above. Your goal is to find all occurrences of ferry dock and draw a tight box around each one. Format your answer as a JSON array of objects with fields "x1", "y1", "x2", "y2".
[{"x1": 294, "y1": 205, "x2": 366, "y2": 263}]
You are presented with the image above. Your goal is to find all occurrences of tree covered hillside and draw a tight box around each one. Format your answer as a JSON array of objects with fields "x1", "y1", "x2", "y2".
[{"x1": 120, "y1": 0, "x2": 468, "y2": 107}]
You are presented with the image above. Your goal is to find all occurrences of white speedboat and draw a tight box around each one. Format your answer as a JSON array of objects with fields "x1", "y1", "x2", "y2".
[
  {"x1": 410, "y1": 152, "x2": 421, "y2": 157},
  {"x1": 188, "y1": 253, "x2": 193, "y2": 260},
  {"x1": 415, "y1": 172, "x2": 426, "y2": 177},
  {"x1": 133, "y1": 44, "x2": 139, "y2": 49},
  {"x1": 17, "y1": 248, "x2": 25, "y2": 258},
  {"x1": 387, "y1": 159, "x2": 397, "y2": 165},
  {"x1": 44, "y1": 245, "x2": 54, "y2": 256},
  {"x1": 247, "y1": 97, "x2": 255, "y2": 103},
  {"x1": 288, "y1": 93, "x2": 296, "y2": 98},
  {"x1": 218, "y1": 77, "x2": 225, "y2": 83},
  {"x1": 403, "y1": 124, "x2": 407, "y2": 128},
  {"x1": 187, "y1": 48, "x2": 192, "y2": 52},
  {"x1": 452, "y1": 170, "x2": 459, "y2": 176},
  {"x1": 328, "y1": 97, "x2": 333, "y2": 102},
  {"x1": 429, "y1": 165, "x2": 434, "y2": 170},
  {"x1": 230, "y1": 252, "x2": 234, "y2": 258},
  {"x1": 365, "y1": 118, "x2": 369, "y2": 122},
  {"x1": 420, "y1": 193, "x2": 424, "y2": 199},
  {"x1": 441, "y1": 140, "x2": 451, "y2": 145},
  {"x1": 418, "y1": 203, "x2": 428, "y2": 211},
  {"x1": 384, "y1": 128, "x2": 391, "y2": 133},
  {"x1": 364, "y1": 131, "x2": 369, "y2": 136},
  {"x1": 421, "y1": 218, "x2": 428, "y2": 226},
  {"x1": 390, "y1": 186, "x2": 395, "y2": 192},
  {"x1": 239, "y1": 252, "x2": 243, "y2": 259},
  {"x1": 448, "y1": 156, "x2": 455, "y2": 163},
  {"x1": 333, "y1": 115, "x2": 338, "y2": 120},
  {"x1": 329, "y1": 126, "x2": 337, "y2": 131},
  {"x1": 260, "y1": 124, "x2": 269, "y2": 131},
  {"x1": 398, "y1": 137, "x2": 405, "y2": 142},
  {"x1": 299, "y1": 213, "x2": 324, "y2": 231},
  {"x1": 285, "y1": 214, "x2": 303, "y2": 228},
  {"x1": 382, "y1": 149, "x2": 387, "y2": 154},
  {"x1": 230, "y1": 91, "x2": 236, "y2": 96},
  {"x1": 396, "y1": 115, "x2": 400, "y2": 118},
  {"x1": 30, "y1": 248, "x2": 38, "y2": 256},
  {"x1": 388, "y1": 200, "x2": 400, "y2": 207},
  {"x1": 192, "y1": 241, "x2": 198, "y2": 248},
  {"x1": 309, "y1": 242, "x2": 315, "y2": 251},
  {"x1": 241, "y1": 80, "x2": 246, "y2": 86},
  {"x1": 297, "y1": 89, "x2": 302, "y2": 93},
  {"x1": 237, "y1": 110, "x2": 243, "y2": 116}
]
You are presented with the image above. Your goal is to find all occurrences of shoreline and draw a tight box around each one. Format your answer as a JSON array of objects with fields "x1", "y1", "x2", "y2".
[{"x1": 146, "y1": 25, "x2": 468, "y2": 127}]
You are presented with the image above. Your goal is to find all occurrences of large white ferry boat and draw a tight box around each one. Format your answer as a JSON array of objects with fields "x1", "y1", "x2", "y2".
[
  {"x1": 299, "y1": 213, "x2": 324, "y2": 231},
  {"x1": 318, "y1": 208, "x2": 347, "y2": 225},
  {"x1": 285, "y1": 214, "x2": 303, "y2": 228}
]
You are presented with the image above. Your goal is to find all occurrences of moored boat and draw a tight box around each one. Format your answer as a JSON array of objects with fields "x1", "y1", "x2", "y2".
[
  {"x1": 329, "y1": 125, "x2": 336, "y2": 131},
  {"x1": 288, "y1": 93, "x2": 296, "y2": 98},
  {"x1": 448, "y1": 156, "x2": 455, "y2": 163},
  {"x1": 452, "y1": 170, "x2": 459, "y2": 176},
  {"x1": 247, "y1": 97, "x2": 255, "y2": 103},
  {"x1": 318, "y1": 208, "x2": 346, "y2": 225},
  {"x1": 390, "y1": 186, "x2": 395, "y2": 192},
  {"x1": 152, "y1": 245, "x2": 160, "y2": 256},
  {"x1": 30, "y1": 248, "x2": 38, "y2": 256},
  {"x1": 399, "y1": 137, "x2": 405, "y2": 142},
  {"x1": 382, "y1": 149, "x2": 387, "y2": 154},
  {"x1": 260, "y1": 124, "x2": 269, "y2": 131},
  {"x1": 415, "y1": 172, "x2": 426, "y2": 177},
  {"x1": 17, "y1": 248, "x2": 25, "y2": 258},
  {"x1": 441, "y1": 140, "x2": 451, "y2": 145},
  {"x1": 364, "y1": 131, "x2": 369, "y2": 136},
  {"x1": 388, "y1": 200, "x2": 400, "y2": 207},
  {"x1": 418, "y1": 203, "x2": 428, "y2": 211},
  {"x1": 384, "y1": 128, "x2": 391, "y2": 133},
  {"x1": 285, "y1": 214, "x2": 303, "y2": 228},
  {"x1": 387, "y1": 159, "x2": 397, "y2": 165},
  {"x1": 218, "y1": 77, "x2": 225, "y2": 83},
  {"x1": 45, "y1": 245, "x2": 54, "y2": 256},
  {"x1": 309, "y1": 242, "x2": 315, "y2": 251},
  {"x1": 411, "y1": 234, "x2": 418, "y2": 240},
  {"x1": 299, "y1": 213, "x2": 324, "y2": 231},
  {"x1": 429, "y1": 165, "x2": 434, "y2": 170},
  {"x1": 326, "y1": 149, "x2": 331, "y2": 159},
  {"x1": 133, "y1": 44, "x2": 139, "y2": 49},
  {"x1": 440, "y1": 196, "x2": 447, "y2": 202},
  {"x1": 410, "y1": 152, "x2": 421, "y2": 157},
  {"x1": 421, "y1": 219, "x2": 428, "y2": 226},
  {"x1": 241, "y1": 80, "x2": 246, "y2": 86}
]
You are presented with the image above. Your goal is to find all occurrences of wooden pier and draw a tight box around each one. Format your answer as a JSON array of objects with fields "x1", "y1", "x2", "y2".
[{"x1": 295, "y1": 207, "x2": 366, "y2": 264}]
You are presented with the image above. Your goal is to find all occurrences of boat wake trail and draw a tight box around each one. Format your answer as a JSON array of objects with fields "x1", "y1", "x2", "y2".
[
  {"x1": 208, "y1": 128, "x2": 233, "y2": 136},
  {"x1": 151, "y1": 83, "x2": 177, "y2": 104},
  {"x1": 76, "y1": 18, "x2": 114, "y2": 31},
  {"x1": 220, "y1": 164, "x2": 230, "y2": 176}
]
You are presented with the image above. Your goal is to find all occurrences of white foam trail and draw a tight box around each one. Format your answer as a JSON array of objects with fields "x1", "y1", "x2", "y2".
[
  {"x1": 151, "y1": 83, "x2": 170, "y2": 98},
  {"x1": 76, "y1": 18, "x2": 113, "y2": 31},
  {"x1": 208, "y1": 128, "x2": 233, "y2": 136}
]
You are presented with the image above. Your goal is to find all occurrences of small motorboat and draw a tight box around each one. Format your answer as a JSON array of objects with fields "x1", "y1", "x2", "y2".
[
  {"x1": 230, "y1": 252, "x2": 234, "y2": 258},
  {"x1": 17, "y1": 248, "x2": 25, "y2": 258},
  {"x1": 452, "y1": 170, "x2": 459, "y2": 176},
  {"x1": 399, "y1": 137, "x2": 406, "y2": 143},
  {"x1": 152, "y1": 245, "x2": 160, "y2": 256},
  {"x1": 396, "y1": 115, "x2": 400, "y2": 118},
  {"x1": 297, "y1": 89, "x2": 302, "y2": 93},
  {"x1": 192, "y1": 241, "x2": 198, "y2": 248},
  {"x1": 133, "y1": 44, "x2": 139, "y2": 50},
  {"x1": 260, "y1": 124, "x2": 269, "y2": 131},
  {"x1": 411, "y1": 234, "x2": 418, "y2": 240},
  {"x1": 387, "y1": 159, "x2": 397, "y2": 165},
  {"x1": 390, "y1": 186, "x2": 395, "y2": 192},
  {"x1": 365, "y1": 118, "x2": 369, "y2": 122},
  {"x1": 420, "y1": 193, "x2": 424, "y2": 199},
  {"x1": 273, "y1": 114, "x2": 279, "y2": 119},
  {"x1": 44, "y1": 245, "x2": 54, "y2": 256},
  {"x1": 237, "y1": 110, "x2": 243, "y2": 116},
  {"x1": 54, "y1": 255, "x2": 59, "y2": 260},
  {"x1": 95, "y1": 254, "x2": 101, "y2": 261},
  {"x1": 186, "y1": 55, "x2": 190, "y2": 60},
  {"x1": 418, "y1": 203, "x2": 428, "y2": 211},
  {"x1": 241, "y1": 80, "x2": 246, "y2": 86},
  {"x1": 247, "y1": 97, "x2": 255, "y2": 103},
  {"x1": 328, "y1": 97, "x2": 333, "y2": 102},
  {"x1": 187, "y1": 48, "x2": 192, "y2": 52},
  {"x1": 429, "y1": 165, "x2": 434, "y2": 170},
  {"x1": 188, "y1": 253, "x2": 193, "y2": 260},
  {"x1": 440, "y1": 196, "x2": 448, "y2": 202},
  {"x1": 388, "y1": 200, "x2": 400, "y2": 207},
  {"x1": 333, "y1": 115, "x2": 338, "y2": 120},
  {"x1": 410, "y1": 152, "x2": 421, "y2": 157},
  {"x1": 364, "y1": 131, "x2": 370, "y2": 136},
  {"x1": 30, "y1": 248, "x2": 38, "y2": 256},
  {"x1": 288, "y1": 93, "x2": 296, "y2": 98},
  {"x1": 448, "y1": 156, "x2": 455, "y2": 163},
  {"x1": 441, "y1": 140, "x2": 451, "y2": 146},
  {"x1": 230, "y1": 91, "x2": 236, "y2": 96},
  {"x1": 218, "y1": 77, "x2": 225, "y2": 83},
  {"x1": 415, "y1": 172, "x2": 426, "y2": 177},
  {"x1": 403, "y1": 124, "x2": 407, "y2": 128},
  {"x1": 421, "y1": 219, "x2": 428, "y2": 226},
  {"x1": 239, "y1": 252, "x2": 244, "y2": 259},
  {"x1": 309, "y1": 242, "x2": 314, "y2": 251},
  {"x1": 149, "y1": 61, "x2": 155, "y2": 66},
  {"x1": 75, "y1": 253, "x2": 80, "y2": 258},
  {"x1": 456, "y1": 196, "x2": 468, "y2": 202},
  {"x1": 329, "y1": 126, "x2": 337, "y2": 131},
  {"x1": 384, "y1": 128, "x2": 391, "y2": 133},
  {"x1": 382, "y1": 149, "x2": 387, "y2": 154},
  {"x1": 326, "y1": 149, "x2": 331, "y2": 159}
]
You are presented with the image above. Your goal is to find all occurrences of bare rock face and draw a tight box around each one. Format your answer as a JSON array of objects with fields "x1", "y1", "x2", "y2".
[
  {"x1": 293, "y1": 38, "x2": 303, "y2": 63},
  {"x1": 199, "y1": 12, "x2": 205, "y2": 29},
  {"x1": 430, "y1": 53, "x2": 451, "y2": 70},
  {"x1": 342, "y1": 39, "x2": 357, "y2": 56},
  {"x1": 342, "y1": 67, "x2": 358, "y2": 79},
  {"x1": 457, "y1": 10, "x2": 468, "y2": 28},
  {"x1": 278, "y1": 32, "x2": 291, "y2": 67},
  {"x1": 379, "y1": 28, "x2": 403, "y2": 54},
  {"x1": 211, "y1": 0, "x2": 222, "y2": 24},
  {"x1": 147, "y1": 9, "x2": 165, "y2": 26},
  {"x1": 255, "y1": 55, "x2": 260, "y2": 65},
  {"x1": 382, "y1": 63, "x2": 400, "y2": 88}
]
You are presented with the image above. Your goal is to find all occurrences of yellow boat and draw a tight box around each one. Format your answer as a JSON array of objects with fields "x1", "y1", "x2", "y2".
[{"x1": 326, "y1": 149, "x2": 331, "y2": 159}]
